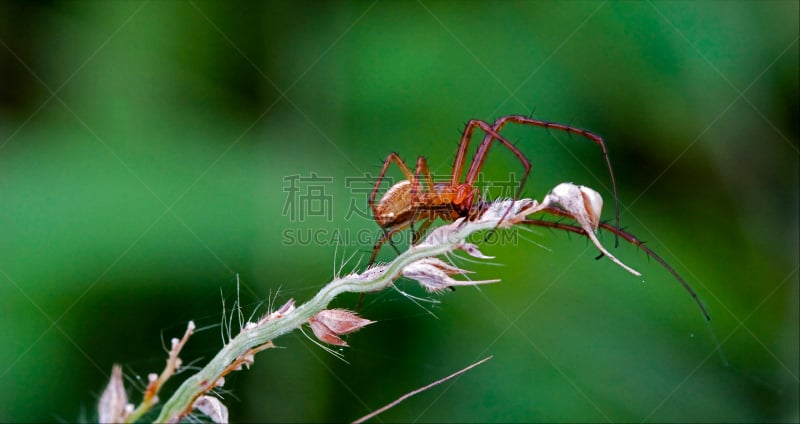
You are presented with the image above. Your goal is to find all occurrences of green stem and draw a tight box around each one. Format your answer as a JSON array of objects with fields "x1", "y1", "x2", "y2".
[{"x1": 155, "y1": 215, "x2": 502, "y2": 422}]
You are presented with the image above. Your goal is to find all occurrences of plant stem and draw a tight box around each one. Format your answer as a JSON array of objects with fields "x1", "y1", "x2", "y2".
[{"x1": 155, "y1": 207, "x2": 510, "y2": 422}]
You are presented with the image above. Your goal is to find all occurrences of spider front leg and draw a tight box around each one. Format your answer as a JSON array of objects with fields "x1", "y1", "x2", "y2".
[
  {"x1": 452, "y1": 119, "x2": 531, "y2": 228},
  {"x1": 461, "y1": 119, "x2": 531, "y2": 198},
  {"x1": 520, "y1": 207, "x2": 710, "y2": 321},
  {"x1": 471, "y1": 115, "x2": 621, "y2": 246},
  {"x1": 451, "y1": 119, "x2": 531, "y2": 192}
]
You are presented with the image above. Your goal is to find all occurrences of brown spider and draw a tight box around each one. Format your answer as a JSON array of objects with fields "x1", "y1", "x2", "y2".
[
  {"x1": 366, "y1": 115, "x2": 710, "y2": 321},
  {"x1": 368, "y1": 115, "x2": 619, "y2": 261}
]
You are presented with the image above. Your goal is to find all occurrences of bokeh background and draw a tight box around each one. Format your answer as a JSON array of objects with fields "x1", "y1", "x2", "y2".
[{"x1": 1, "y1": 1, "x2": 797, "y2": 422}]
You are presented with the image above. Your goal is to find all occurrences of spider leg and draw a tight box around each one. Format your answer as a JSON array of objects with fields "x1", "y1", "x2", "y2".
[
  {"x1": 360, "y1": 217, "x2": 424, "y2": 311},
  {"x1": 471, "y1": 115, "x2": 621, "y2": 247},
  {"x1": 368, "y1": 222, "x2": 411, "y2": 265},
  {"x1": 412, "y1": 219, "x2": 433, "y2": 244},
  {"x1": 358, "y1": 225, "x2": 405, "y2": 311},
  {"x1": 458, "y1": 119, "x2": 532, "y2": 229},
  {"x1": 463, "y1": 119, "x2": 531, "y2": 197},
  {"x1": 407, "y1": 157, "x2": 440, "y2": 245},
  {"x1": 451, "y1": 119, "x2": 529, "y2": 187},
  {"x1": 411, "y1": 156, "x2": 436, "y2": 202},
  {"x1": 451, "y1": 121, "x2": 477, "y2": 187},
  {"x1": 520, "y1": 207, "x2": 710, "y2": 321},
  {"x1": 369, "y1": 152, "x2": 415, "y2": 217}
]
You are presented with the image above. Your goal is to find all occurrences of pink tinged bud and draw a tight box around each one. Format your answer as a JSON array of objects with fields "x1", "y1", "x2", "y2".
[
  {"x1": 98, "y1": 365, "x2": 129, "y2": 424},
  {"x1": 276, "y1": 299, "x2": 295, "y2": 315},
  {"x1": 403, "y1": 258, "x2": 500, "y2": 292},
  {"x1": 357, "y1": 265, "x2": 387, "y2": 280},
  {"x1": 193, "y1": 396, "x2": 229, "y2": 424},
  {"x1": 315, "y1": 309, "x2": 374, "y2": 334},
  {"x1": 308, "y1": 309, "x2": 374, "y2": 346},
  {"x1": 309, "y1": 320, "x2": 349, "y2": 346},
  {"x1": 258, "y1": 298, "x2": 296, "y2": 325}
]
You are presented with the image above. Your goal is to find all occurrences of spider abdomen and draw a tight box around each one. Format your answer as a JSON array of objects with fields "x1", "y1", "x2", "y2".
[
  {"x1": 373, "y1": 180, "x2": 416, "y2": 228},
  {"x1": 374, "y1": 179, "x2": 467, "y2": 230}
]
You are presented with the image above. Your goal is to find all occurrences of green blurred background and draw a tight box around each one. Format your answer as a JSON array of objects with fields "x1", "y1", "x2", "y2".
[{"x1": 1, "y1": 1, "x2": 797, "y2": 422}]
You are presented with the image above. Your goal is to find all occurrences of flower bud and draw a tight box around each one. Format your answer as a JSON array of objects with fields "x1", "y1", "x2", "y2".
[
  {"x1": 193, "y1": 396, "x2": 228, "y2": 424},
  {"x1": 308, "y1": 309, "x2": 374, "y2": 346},
  {"x1": 98, "y1": 365, "x2": 129, "y2": 424},
  {"x1": 403, "y1": 258, "x2": 500, "y2": 292}
]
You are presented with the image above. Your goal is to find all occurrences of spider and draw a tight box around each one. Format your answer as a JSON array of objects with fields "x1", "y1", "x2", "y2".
[
  {"x1": 368, "y1": 115, "x2": 620, "y2": 262},
  {"x1": 366, "y1": 115, "x2": 710, "y2": 321}
]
